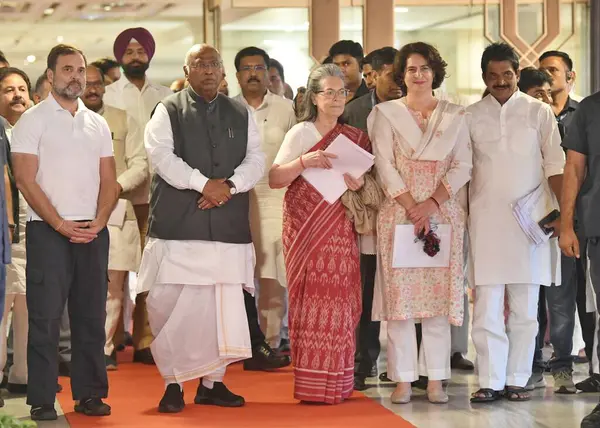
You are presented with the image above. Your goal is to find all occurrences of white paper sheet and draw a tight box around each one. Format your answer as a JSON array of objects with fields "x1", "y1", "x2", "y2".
[
  {"x1": 301, "y1": 133, "x2": 374, "y2": 204},
  {"x1": 392, "y1": 224, "x2": 452, "y2": 268},
  {"x1": 108, "y1": 199, "x2": 127, "y2": 227}
]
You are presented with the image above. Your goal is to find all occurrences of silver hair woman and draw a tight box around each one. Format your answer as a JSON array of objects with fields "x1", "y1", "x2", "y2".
[
  {"x1": 268, "y1": 63, "x2": 372, "y2": 404},
  {"x1": 297, "y1": 64, "x2": 345, "y2": 122}
]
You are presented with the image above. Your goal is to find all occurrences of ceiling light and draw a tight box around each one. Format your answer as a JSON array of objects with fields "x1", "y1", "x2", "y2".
[
  {"x1": 43, "y1": 7, "x2": 54, "y2": 15},
  {"x1": 56, "y1": 36, "x2": 64, "y2": 43},
  {"x1": 26, "y1": 55, "x2": 36, "y2": 63},
  {"x1": 395, "y1": 7, "x2": 409, "y2": 13},
  {"x1": 104, "y1": 5, "x2": 112, "y2": 11}
]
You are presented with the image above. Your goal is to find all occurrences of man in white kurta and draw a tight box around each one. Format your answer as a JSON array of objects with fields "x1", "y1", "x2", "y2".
[
  {"x1": 467, "y1": 43, "x2": 565, "y2": 402},
  {"x1": 233, "y1": 47, "x2": 296, "y2": 356},
  {"x1": 104, "y1": 28, "x2": 173, "y2": 362},
  {"x1": 81, "y1": 65, "x2": 147, "y2": 369},
  {"x1": 139, "y1": 44, "x2": 265, "y2": 414}
]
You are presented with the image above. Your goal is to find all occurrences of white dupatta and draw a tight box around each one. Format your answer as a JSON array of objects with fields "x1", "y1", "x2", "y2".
[{"x1": 368, "y1": 98, "x2": 467, "y2": 162}]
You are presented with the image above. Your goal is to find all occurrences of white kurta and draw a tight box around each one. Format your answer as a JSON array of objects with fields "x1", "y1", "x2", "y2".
[
  {"x1": 140, "y1": 95, "x2": 265, "y2": 382},
  {"x1": 104, "y1": 76, "x2": 172, "y2": 205},
  {"x1": 233, "y1": 91, "x2": 296, "y2": 286},
  {"x1": 467, "y1": 91, "x2": 565, "y2": 286}
]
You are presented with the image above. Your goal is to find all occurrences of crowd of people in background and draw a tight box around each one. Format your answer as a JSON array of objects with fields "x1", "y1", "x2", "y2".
[{"x1": 0, "y1": 24, "x2": 599, "y2": 428}]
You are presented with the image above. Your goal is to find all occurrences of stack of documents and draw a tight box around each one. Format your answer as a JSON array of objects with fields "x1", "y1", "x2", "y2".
[
  {"x1": 512, "y1": 184, "x2": 555, "y2": 245},
  {"x1": 301, "y1": 134, "x2": 375, "y2": 204}
]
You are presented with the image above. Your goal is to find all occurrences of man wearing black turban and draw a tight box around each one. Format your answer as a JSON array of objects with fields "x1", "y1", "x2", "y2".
[{"x1": 104, "y1": 27, "x2": 172, "y2": 368}]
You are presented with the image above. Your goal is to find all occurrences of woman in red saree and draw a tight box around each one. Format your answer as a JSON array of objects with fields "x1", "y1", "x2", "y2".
[{"x1": 269, "y1": 64, "x2": 371, "y2": 404}]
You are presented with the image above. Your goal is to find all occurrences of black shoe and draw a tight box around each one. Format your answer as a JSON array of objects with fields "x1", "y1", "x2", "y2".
[
  {"x1": 116, "y1": 343, "x2": 126, "y2": 352},
  {"x1": 124, "y1": 331, "x2": 134, "y2": 347},
  {"x1": 30, "y1": 405, "x2": 58, "y2": 421},
  {"x1": 370, "y1": 364, "x2": 378, "y2": 378},
  {"x1": 412, "y1": 376, "x2": 428, "y2": 390},
  {"x1": 582, "y1": 404, "x2": 600, "y2": 428},
  {"x1": 194, "y1": 381, "x2": 245, "y2": 407},
  {"x1": 105, "y1": 353, "x2": 118, "y2": 371},
  {"x1": 577, "y1": 374, "x2": 600, "y2": 393},
  {"x1": 158, "y1": 384, "x2": 185, "y2": 413},
  {"x1": 243, "y1": 342, "x2": 291, "y2": 371},
  {"x1": 74, "y1": 397, "x2": 111, "y2": 416},
  {"x1": 354, "y1": 375, "x2": 368, "y2": 391},
  {"x1": 278, "y1": 338, "x2": 291, "y2": 354},
  {"x1": 7, "y1": 382, "x2": 27, "y2": 394},
  {"x1": 58, "y1": 361, "x2": 71, "y2": 377},
  {"x1": 379, "y1": 371, "x2": 392, "y2": 382},
  {"x1": 133, "y1": 348, "x2": 155, "y2": 365},
  {"x1": 451, "y1": 352, "x2": 475, "y2": 371}
]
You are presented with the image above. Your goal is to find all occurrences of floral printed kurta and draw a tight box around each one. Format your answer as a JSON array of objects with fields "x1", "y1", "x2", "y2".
[{"x1": 367, "y1": 99, "x2": 472, "y2": 326}]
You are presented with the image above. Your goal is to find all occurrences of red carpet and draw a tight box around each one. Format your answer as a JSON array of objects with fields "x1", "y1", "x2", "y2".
[{"x1": 57, "y1": 349, "x2": 414, "y2": 427}]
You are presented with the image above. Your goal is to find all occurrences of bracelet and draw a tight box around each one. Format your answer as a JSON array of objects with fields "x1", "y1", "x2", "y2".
[
  {"x1": 430, "y1": 197, "x2": 440, "y2": 208},
  {"x1": 55, "y1": 220, "x2": 65, "y2": 232},
  {"x1": 8, "y1": 224, "x2": 15, "y2": 230},
  {"x1": 299, "y1": 155, "x2": 306, "y2": 170}
]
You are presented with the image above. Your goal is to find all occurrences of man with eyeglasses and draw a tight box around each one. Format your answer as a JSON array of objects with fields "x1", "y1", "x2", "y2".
[
  {"x1": 104, "y1": 28, "x2": 172, "y2": 366},
  {"x1": 140, "y1": 43, "x2": 265, "y2": 413},
  {"x1": 329, "y1": 40, "x2": 369, "y2": 104},
  {"x1": 233, "y1": 47, "x2": 294, "y2": 372},
  {"x1": 81, "y1": 65, "x2": 148, "y2": 372}
]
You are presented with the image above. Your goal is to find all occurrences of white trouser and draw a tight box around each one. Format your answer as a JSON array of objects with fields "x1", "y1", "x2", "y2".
[
  {"x1": 472, "y1": 283, "x2": 539, "y2": 390},
  {"x1": 451, "y1": 292, "x2": 470, "y2": 355},
  {"x1": 105, "y1": 270, "x2": 127, "y2": 355},
  {"x1": 255, "y1": 278, "x2": 287, "y2": 348},
  {"x1": 0, "y1": 294, "x2": 28, "y2": 384},
  {"x1": 387, "y1": 316, "x2": 451, "y2": 382}
]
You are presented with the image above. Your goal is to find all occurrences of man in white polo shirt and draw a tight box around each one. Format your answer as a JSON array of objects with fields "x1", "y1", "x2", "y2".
[{"x1": 10, "y1": 44, "x2": 119, "y2": 421}]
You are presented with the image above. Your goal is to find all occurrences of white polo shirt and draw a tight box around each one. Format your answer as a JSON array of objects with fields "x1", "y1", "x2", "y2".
[{"x1": 10, "y1": 93, "x2": 114, "y2": 222}]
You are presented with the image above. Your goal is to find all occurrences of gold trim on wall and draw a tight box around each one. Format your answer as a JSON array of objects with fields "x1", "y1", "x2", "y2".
[{"x1": 484, "y1": 0, "x2": 575, "y2": 66}]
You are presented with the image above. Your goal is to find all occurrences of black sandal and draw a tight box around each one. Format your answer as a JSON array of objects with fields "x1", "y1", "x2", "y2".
[
  {"x1": 504, "y1": 386, "x2": 531, "y2": 402},
  {"x1": 470, "y1": 388, "x2": 503, "y2": 403}
]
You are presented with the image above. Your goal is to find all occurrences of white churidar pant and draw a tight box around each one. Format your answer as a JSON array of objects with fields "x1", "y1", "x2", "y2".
[
  {"x1": 387, "y1": 316, "x2": 451, "y2": 382},
  {"x1": 472, "y1": 283, "x2": 539, "y2": 390}
]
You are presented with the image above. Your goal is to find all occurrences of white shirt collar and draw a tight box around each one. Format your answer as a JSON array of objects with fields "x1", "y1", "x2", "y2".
[
  {"x1": 115, "y1": 74, "x2": 158, "y2": 93},
  {"x1": 486, "y1": 89, "x2": 521, "y2": 109},
  {"x1": 236, "y1": 90, "x2": 274, "y2": 111},
  {"x1": 46, "y1": 93, "x2": 88, "y2": 115}
]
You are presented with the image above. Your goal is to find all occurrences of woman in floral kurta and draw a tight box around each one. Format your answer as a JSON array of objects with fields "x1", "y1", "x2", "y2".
[{"x1": 367, "y1": 42, "x2": 472, "y2": 405}]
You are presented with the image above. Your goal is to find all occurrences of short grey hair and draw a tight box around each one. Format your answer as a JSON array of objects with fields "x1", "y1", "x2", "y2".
[
  {"x1": 298, "y1": 64, "x2": 345, "y2": 123},
  {"x1": 184, "y1": 44, "x2": 221, "y2": 67}
]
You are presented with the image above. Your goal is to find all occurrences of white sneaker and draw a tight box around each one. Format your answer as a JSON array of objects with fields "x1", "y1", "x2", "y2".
[{"x1": 525, "y1": 372, "x2": 547, "y2": 391}]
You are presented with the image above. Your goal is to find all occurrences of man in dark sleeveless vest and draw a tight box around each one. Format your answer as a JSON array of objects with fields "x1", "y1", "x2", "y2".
[{"x1": 139, "y1": 44, "x2": 265, "y2": 414}]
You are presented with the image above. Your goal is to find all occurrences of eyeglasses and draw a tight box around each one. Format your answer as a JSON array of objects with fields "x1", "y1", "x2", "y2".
[
  {"x1": 317, "y1": 88, "x2": 350, "y2": 99},
  {"x1": 189, "y1": 61, "x2": 222, "y2": 71},
  {"x1": 239, "y1": 65, "x2": 267, "y2": 72}
]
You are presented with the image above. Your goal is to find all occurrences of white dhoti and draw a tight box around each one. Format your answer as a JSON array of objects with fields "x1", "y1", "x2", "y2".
[
  {"x1": 138, "y1": 238, "x2": 255, "y2": 384},
  {"x1": 147, "y1": 283, "x2": 251, "y2": 384},
  {"x1": 472, "y1": 283, "x2": 539, "y2": 389}
]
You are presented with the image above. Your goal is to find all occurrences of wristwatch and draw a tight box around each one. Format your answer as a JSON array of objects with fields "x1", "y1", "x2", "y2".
[{"x1": 225, "y1": 179, "x2": 237, "y2": 195}]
